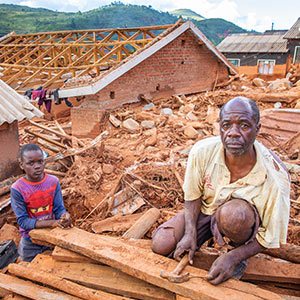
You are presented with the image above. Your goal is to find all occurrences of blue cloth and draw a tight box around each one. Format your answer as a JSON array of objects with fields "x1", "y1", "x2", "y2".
[{"x1": 18, "y1": 237, "x2": 52, "y2": 262}]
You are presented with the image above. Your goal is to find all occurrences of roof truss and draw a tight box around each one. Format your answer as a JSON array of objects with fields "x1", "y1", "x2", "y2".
[{"x1": 0, "y1": 24, "x2": 174, "y2": 92}]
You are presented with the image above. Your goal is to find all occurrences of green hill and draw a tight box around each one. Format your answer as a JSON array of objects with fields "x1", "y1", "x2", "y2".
[
  {"x1": 169, "y1": 8, "x2": 205, "y2": 21},
  {"x1": 0, "y1": 3, "x2": 247, "y2": 45}
]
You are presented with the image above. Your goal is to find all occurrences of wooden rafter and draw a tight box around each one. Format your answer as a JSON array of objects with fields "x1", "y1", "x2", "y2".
[{"x1": 0, "y1": 24, "x2": 175, "y2": 91}]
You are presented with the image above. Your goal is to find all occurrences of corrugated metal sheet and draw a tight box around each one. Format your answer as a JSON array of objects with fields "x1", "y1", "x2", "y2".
[
  {"x1": 0, "y1": 79, "x2": 43, "y2": 126},
  {"x1": 217, "y1": 33, "x2": 288, "y2": 53},
  {"x1": 283, "y1": 18, "x2": 300, "y2": 39}
]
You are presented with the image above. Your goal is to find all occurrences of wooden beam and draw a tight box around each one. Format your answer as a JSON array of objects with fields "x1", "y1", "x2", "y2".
[
  {"x1": 29, "y1": 228, "x2": 282, "y2": 300},
  {"x1": 0, "y1": 273, "x2": 79, "y2": 300},
  {"x1": 30, "y1": 254, "x2": 175, "y2": 300},
  {"x1": 8, "y1": 263, "x2": 129, "y2": 300}
]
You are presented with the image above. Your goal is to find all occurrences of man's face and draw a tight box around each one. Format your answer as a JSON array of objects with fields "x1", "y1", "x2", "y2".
[
  {"x1": 219, "y1": 101, "x2": 260, "y2": 156},
  {"x1": 20, "y1": 150, "x2": 45, "y2": 182}
]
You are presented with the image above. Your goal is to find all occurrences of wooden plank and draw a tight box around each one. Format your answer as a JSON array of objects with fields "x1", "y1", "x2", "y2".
[
  {"x1": 29, "y1": 228, "x2": 282, "y2": 300},
  {"x1": 92, "y1": 213, "x2": 143, "y2": 234},
  {"x1": 122, "y1": 208, "x2": 160, "y2": 239},
  {"x1": 30, "y1": 254, "x2": 175, "y2": 300},
  {"x1": 264, "y1": 244, "x2": 300, "y2": 264},
  {"x1": 192, "y1": 249, "x2": 300, "y2": 285},
  {"x1": 52, "y1": 246, "x2": 96, "y2": 263},
  {"x1": 0, "y1": 273, "x2": 79, "y2": 300},
  {"x1": 8, "y1": 263, "x2": 129, "y2": 300}
]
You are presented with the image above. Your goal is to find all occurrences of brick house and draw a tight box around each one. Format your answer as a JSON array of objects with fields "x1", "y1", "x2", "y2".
[
  {"x1": 59, "y1": 21, "x2": 237, "y2": 138},
  {"x1": 0, "y1": 80, "x2": 43, "y2": 181},
  {"x1": 217, "y1": 18, "x2": 300, "y2": 77}
]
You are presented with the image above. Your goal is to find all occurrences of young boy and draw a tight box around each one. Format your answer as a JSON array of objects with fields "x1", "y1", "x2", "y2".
[{"x1": 11, "y1": 143, "x2": 72, "y2": 262}]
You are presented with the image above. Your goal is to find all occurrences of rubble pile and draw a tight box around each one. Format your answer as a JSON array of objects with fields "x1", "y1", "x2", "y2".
[{"x1": 0, "y1": 73, "x2": 300, "y2": 298}]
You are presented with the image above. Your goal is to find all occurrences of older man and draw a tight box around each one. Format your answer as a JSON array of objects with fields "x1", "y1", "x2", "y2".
[{"x1": 151, "y1": 97, "x2": 290, "y2": 285}]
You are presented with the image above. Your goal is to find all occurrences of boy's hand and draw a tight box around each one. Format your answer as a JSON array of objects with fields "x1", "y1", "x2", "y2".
[{"x1": 56, "y1": 212, "x2": 73, "y2": 228}]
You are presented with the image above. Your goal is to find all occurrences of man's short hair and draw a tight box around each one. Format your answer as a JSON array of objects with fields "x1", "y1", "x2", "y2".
[
  {"x1": 20, "y1": 143, "x2": 43, "y2": 161},
  {"x1": 219, "y1": 97, "x2": 260, "y2": 124}
]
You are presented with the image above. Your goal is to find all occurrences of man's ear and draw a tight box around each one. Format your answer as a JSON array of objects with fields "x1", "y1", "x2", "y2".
[{"x1": 256, "y1": 123, "x2": 261, "y2": 134}]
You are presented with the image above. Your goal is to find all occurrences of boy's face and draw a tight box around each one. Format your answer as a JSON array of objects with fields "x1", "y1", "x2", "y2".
[{"x1": 20, "y1": 150, "x2": 45, "y2": 182}]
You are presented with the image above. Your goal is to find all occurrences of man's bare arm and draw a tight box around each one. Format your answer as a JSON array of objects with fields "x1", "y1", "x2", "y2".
[{"x1": 174, "y1": 198, "x2": 201, "y2": 264}]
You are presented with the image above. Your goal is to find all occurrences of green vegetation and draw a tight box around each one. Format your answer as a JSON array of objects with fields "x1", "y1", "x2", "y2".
[
  {"x1": 169, "y1": 8, "x2": 205, "y2": 21},
  {"x1": 0, "y1": 2, "x2": 247, "y2": 45}
]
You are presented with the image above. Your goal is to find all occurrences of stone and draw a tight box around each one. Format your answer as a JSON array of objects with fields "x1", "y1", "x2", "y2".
[
  {"x1": 184, "y1": 125, "x2": 199, "y2": 139},
  {"x1": 142, "y1": 103, "x2": 155, "y2": 111},
  {"x1": 186, "y1": 111, "x2": 198, "y2": 121},
  {"x1": 160, "y1": 108, "x2": 173, "y2": 116},
  {"x1": 141, "y1": 120, "x2": 155, "y2": 129},
  {"x1": 252, "y1": 78, "x2": 265, "y2": 88},
  {"x1": 145, "y1": 133, "x2": 157, "y2": 147},
  {"x1": 109, "y1": 115, "x2": 122, "y2": 127},
  {"x1": 102, "y1": 164, "x2": 114, "y2": 174},
  {"x1": 268, "y1": 78, "x2": 293, "y2": 90},
  {"x1": 189, "y1": 121, "x2": 205, "y2": 129},
  {"x1": 206, "y1": 105, "x2": 220, "y2": 124},
  {"x1": 179, "y1": 103, "x2": 194, "y2": 114},
  {"x1": 0, "y1": 224, "x2": 20, "y2": 246},
  {"x1": 122, "y1": 118, "x2": 140, "y2": 131},
  {"x1": 144, "y1": 128, "x2": 157, "y2": 137},
  {"x1": 295, "y1": 80, "x2": 300, "y2": 87}
]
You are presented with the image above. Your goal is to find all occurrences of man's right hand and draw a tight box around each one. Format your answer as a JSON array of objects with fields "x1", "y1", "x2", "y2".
[{"x1": 174, "y1": 232, "x2": 197, "y2": 264}]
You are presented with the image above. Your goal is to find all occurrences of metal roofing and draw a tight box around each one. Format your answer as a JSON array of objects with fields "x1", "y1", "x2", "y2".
[
  {"x1": 0, "y1": 79, "x2": 43, "y2": 126},
  {"x1": 217, "y1": 32, "x2": 288, "y2": 53},
  {"x1": 283, "y1": 18, "x2": 300, "y2": 39}
]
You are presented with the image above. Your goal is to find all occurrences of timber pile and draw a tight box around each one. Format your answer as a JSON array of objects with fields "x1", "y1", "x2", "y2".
[
  {"x1": 1, "y1": 227, "x2": 300, "y2": 299},
  {"x1": 0, "y1": 74, "x2": 299, "y2": 298}
]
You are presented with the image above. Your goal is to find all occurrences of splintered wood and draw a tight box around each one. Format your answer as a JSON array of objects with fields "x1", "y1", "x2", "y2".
[{"x1": 29, "y1": 227, "x2": 282, "y2": 300}]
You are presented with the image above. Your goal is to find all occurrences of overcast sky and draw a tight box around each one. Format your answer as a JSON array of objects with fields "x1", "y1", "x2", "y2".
[{"x1": 1, "y1": 0, "x2": 299, "y2": 32}]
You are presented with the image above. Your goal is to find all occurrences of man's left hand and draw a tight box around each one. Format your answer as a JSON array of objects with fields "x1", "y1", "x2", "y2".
[{"x1": 206, "y1": 252, "x2": 238, "y2": 285}]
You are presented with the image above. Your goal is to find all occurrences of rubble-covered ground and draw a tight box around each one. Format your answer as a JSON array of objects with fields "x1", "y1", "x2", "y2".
[{"x1": 1, "y1": 74, "x2": 300, "y2": 247}]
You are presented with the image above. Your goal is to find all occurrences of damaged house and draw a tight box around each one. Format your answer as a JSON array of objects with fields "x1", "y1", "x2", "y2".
[{"x1": 0, "y1": 80, "x2": 43, "y2": 181}]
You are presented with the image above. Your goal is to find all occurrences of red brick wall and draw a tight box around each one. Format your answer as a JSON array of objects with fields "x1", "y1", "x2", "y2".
[
  {"x1": 73, "y1": 29, "x2": 230, "y2": 137},
  {"x1": 71, "y1": 100, "x2": 104, "y2": 138},
  {"x1": 0, "y1": 121, "x2": 21, "y2": 180},
  {"x1": 94, "y1": 29, "x2": 229, "y2": 109}
]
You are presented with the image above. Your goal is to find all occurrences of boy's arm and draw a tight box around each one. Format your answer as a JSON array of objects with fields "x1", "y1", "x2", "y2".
[
  {"x1": 52, "y1": 181, "x2": 72, "y2": 228},
  {"x1": 11, "y1": 188, "x2": 37, "y2": 230}
]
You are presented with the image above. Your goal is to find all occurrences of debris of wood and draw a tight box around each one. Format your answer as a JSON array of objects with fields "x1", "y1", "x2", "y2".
[
  {"x1": 92, "y1": 213, "x2": 143, "y2": 234},
  {"x1": 122, "y1": 207, "x2": 160, "y2": 239},
  {"x1": 192, "y1": 248, "x2": 300, "y2": 284},
  {"x1": 30, "y1": 254, "x2": 175, "y2": 300},
  {"x1": 8, "y1": 263, "x2": 129, "y2": 300},
  {"x1": 0, "y1": 273, "x2": 79, "y2": 300},
  {"x1": 29, "y1": 227, "x2": 282, "y2": 300},
  {"x1": 52, "y1": 246, "x2": 96, "y2": 263},
  {"x1": 263, "y1": 243, "x2": 300, "y2": 264}
]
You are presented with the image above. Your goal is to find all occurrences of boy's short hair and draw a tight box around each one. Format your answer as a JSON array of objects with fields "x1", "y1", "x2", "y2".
[{"x1": 20, "y1": 143, "x2": 43, "y2": 161}]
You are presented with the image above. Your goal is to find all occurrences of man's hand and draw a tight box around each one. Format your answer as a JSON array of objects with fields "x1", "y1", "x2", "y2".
[
  {"x1": 174, "y1": 232, "x2": 197, "y2": 264},
  {"x1": 206, "y1": 252, "x2": 238, "y2": 285}
]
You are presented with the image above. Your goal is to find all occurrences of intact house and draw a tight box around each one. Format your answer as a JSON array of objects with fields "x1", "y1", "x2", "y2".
[
  {"x1": 0, "y1": 80, "x2": 43, "y2": 181},
  {"x1": 58, "y1": 21, "x2": 237, "y2": 138},
  {"x1": 217, "y1": 17, "x2": 300, "y2": 77}
]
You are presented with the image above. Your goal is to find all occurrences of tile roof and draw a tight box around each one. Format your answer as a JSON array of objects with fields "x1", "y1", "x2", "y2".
[
  {"x1": 217, "y1": 32, "x2": 288, "y2": 53},
  {"x1": 0, "y1": 79, "x2": 43, "y2": 126},
  {"x1": 283, "y1": 18, "x2": 300, "y2": 39}
]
